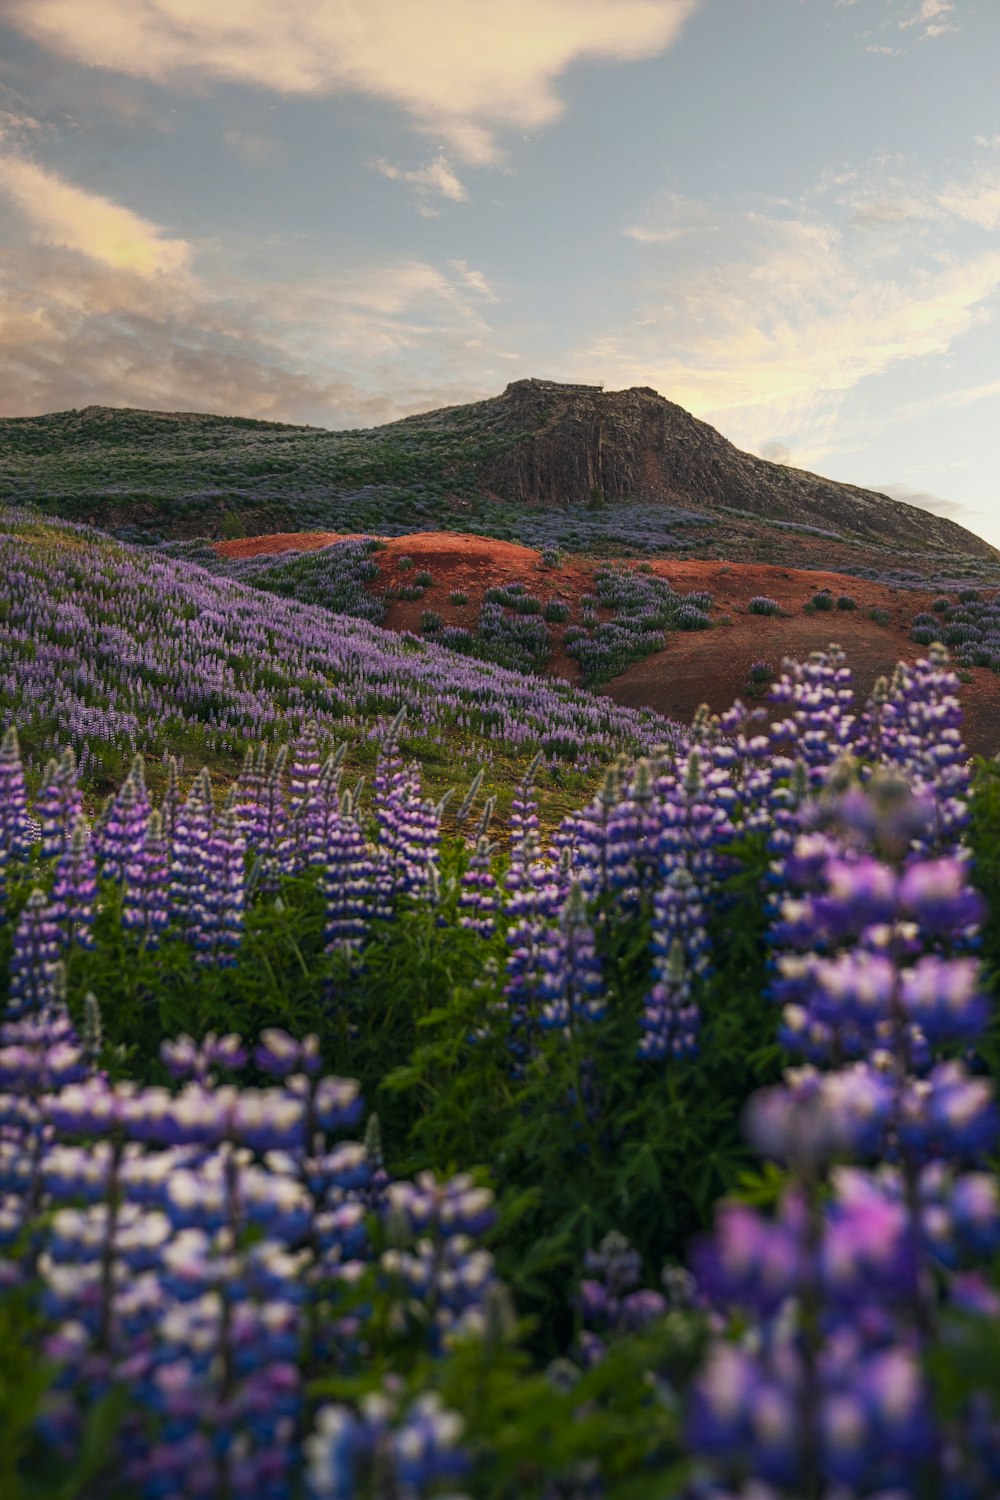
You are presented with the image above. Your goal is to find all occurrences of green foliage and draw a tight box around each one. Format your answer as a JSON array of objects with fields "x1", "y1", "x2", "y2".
[{"x1": 2, "y1": 825, "x2": 781, "y2": 1352}]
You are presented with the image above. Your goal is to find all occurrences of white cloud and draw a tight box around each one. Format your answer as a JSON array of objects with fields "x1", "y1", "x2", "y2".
[
  {"x1": 0, "y1": 0, "x2": 702, "y2": 164},
  {"x1": 939, "y1": 171, "x2": 1000, "y2": 230},
  {"x1": 899, "y1": 0, "x2": 958, "y2": 38},
  {"x1": 577, "y1": 179, "x2": 1000, "y2": 468},
  {"x1": 372, "y1": 153, "x2": 468, "y2": 208},
  {"x1": 0, "y1": 152, "x2": 190, "y2": 274},
  {"x1": 893, "y1": 378, "x2": 1000, "y2": 419},
  {"x1": 835, "y1": 152, "x2": 1000, "y2": 236},
  {"x1": 624, "y1": 191, "x2": 718, "y2": 243}
]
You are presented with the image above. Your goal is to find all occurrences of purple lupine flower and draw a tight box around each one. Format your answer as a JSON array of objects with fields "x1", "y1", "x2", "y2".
[
  {"x1": 768, "y1": 646, "x2": 856, "y2": 787},
  {"x1": 576, "y1": 1231, "x2": 667, "y2": 1365},
  {"x1": 324, "y1": 791, "x2": 380, "y2": 961},
  {"x1": 34, "y1": 748, "x2": 82, "y2": 860},
  {"x1": 305, "y1": 1389, "x2": 467, "y2": 1500},
  {"x1": 606, "y1": 757, "x2": 663, "y2": 906},
  {"x1": 257, "y1": 744, "x2": 288, "y2": 888},
  {"x1": 0, "y1": 965, "x2": 86, "y2": 1282},
  {"x1": 0, "y1": 727, "x2": 33, "y2": 910},
  {"x1": 158, "y1": 754, "x2": 181, "y2": 851},
  {"x1": 8, "y1": 889, "x2": 64, "y2": 1018},
  {"x1": 122, "y1": 808, "x2": 170, "y2": 945},
  {"x1": 536, "y1": 882, "x2": 606, "y2": 1031},
  {"x1": 287, "y1": 718, "x2": 323, "y2": 870},
  {"x1": 94, "y1": 758, "x2": 150, "y2": 883},
  {"x1": 458, "y1": 836, "x2": 499, "y2": 939},
  {"x1": 372, "y1": 713, "x2": 441, "y2": 904},
  {"x1": 50, "y1": 820, "x2": 97, "y2": 951},
  {"x1": 871, "y1": 645, "x2": 969, "y2": 855},
  {"x1": 639, "y1": 938, "x2": 700, "y2": 1062},
  {"x1": 507, "y1": 749, "x2": 544, "y2": 896},
  {"x1": 298, "y1": 744, "x2": 347, "y2": 871},
  {"x1": 565, "y1": 767, "x2": 620, "y2": 902},
  {"x1": 169, "y1": 768, "x2": 214, "y2": 931},
  {"x1": 231, "y1": 743, "x2": 267, "y2": 848},
  {"x1": 188, "y1": 800, "x2": 245, "y2": 966}
]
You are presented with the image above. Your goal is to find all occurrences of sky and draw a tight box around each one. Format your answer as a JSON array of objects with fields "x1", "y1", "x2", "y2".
[{"x1": 0, "y1": 0, "x2": 998, "y2": 545}]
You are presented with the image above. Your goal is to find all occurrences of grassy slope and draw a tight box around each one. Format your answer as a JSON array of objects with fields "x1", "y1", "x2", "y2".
[
  {"x1": 0, "y1": 517, "x2": 654, "y2": 828},
  {"x1": 4, "y1": 403, "x2": 999, "y2": 586}
]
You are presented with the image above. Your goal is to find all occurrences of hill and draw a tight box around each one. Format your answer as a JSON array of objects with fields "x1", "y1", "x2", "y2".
[
  {"x1": 0, "y1": 509, "x2": 675, "y2": 817},
  {"x1": 1, "y1": 382, "x2": 996, "y2": 579},
  {"x1": 208, "y1": 528, "x2": 1000, "y2": 757}
]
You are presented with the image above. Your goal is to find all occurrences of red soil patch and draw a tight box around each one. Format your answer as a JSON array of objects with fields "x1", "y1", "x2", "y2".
[
  {"x1": 215, "y1": 533, "x2": 1000, "y2": 757},
  {"x1": 216, "y1": 531, "x2": 352, "y2": 560}
]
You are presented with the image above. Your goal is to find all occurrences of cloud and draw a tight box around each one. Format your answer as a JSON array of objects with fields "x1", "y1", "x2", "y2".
[
  {"x1": 0, "y1": 152, "x2": 190, "y2": 274},
  {"x1": 0, "y1": 81, "x2": 49, "y2": 144},
  {"x1": 576, "y1": 179, "x2": 1000, "y2": 470},
  {"x1": 624, "y1": 191, "x2": 718, "y2": 243},
  {"x1": 877, "y1": 482, "x2": 971, "y2": 520},
  {"x1": 606, "y1": 218, "x2": 1000, "y2": 414},
  {"x1": 893, "y1": 378, "x2": 1000, "y2": 419},
  {"x1": 0, "y1": 157, "x2": 510, "y2": 426},
  {"x1": 0, "y1": 0, "x2": 701, "y2": 164},
  {"x1": 372, "y1": 153, "x2": 467, "y2": 211},
  {"x1": 938, "y1": 172, "x2": 1000, "y2": 231},
  {"x1": 899, "y1": 0, "x2": 958, "y2": 38}
]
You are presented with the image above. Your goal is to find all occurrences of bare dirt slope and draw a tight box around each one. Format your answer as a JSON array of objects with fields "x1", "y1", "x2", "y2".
[{"x1": 215, "y1": 532, "x2": 1000, "y2": 757}]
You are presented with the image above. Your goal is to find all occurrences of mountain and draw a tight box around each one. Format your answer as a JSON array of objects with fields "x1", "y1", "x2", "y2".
[
  {"x1": 0, "y1": 380, "x2": 995, "y2": 566},
  {"x1": 467, "y1": 380, "x2": 996, "y2": 560}
]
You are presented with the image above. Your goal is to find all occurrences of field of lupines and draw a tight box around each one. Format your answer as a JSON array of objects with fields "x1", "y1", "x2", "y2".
[
  {"x1": 5, "y1": 508, "x2": 1000, "y2": 1500},
  {"x1": 154, "y1": 538, "x2": 716, "y2": 686},
  {"x1": 0, "y1": 512, "x2": 677, "y2": 794},
  {"x1": 912, "y1": 590, "x2": 1000, "y2": 674}
]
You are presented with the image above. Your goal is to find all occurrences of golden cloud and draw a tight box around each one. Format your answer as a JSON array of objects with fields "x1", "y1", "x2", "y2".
[
  {"x1": 0, "y1": 154, "x2": 191, "y2": 275},
  {"x1": 1, "y1": 0, "x2": 700, "y2": 162}
]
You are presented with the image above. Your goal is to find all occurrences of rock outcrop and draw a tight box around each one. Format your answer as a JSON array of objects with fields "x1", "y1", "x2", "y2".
[{"x1": 464, "y1": 379, "x2": 995, "y2": 560}]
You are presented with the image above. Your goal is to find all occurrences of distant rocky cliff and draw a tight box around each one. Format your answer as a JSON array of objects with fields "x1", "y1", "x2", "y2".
[{"x1": 469, "y1": 379, "x2": 995, "y2": 560}]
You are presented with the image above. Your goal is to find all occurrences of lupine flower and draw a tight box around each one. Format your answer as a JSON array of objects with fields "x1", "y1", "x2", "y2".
[
  {"x1": 187, "y1": 800, "x2": 246, "y2": 966},
  {"x1": 768, "y1": 646, "x2": 856, "y2": 787},
  {"x1": 305, "y1": 1388, "x2": 468, "y2": 1500},
  {"x1": 170, "y1": 768, "x2": 214, "y2": 931},
  {"x1": 373, "y1": 714, "x2": 441, "y2": 903},
  {"x1": 536, "y1": 883, "x2": 606, "y2": 1032},
  {"x1": 8, "y1": 890, "x2": 64, "y2": 1018},
  {"x1": 122, "y1": 808, "x2": 170, "y2": 944},
  {"x1": 458, "y1": 835, "x2": 500, "y2": 939},
  {"x1": 324, "y1": 791, "x2": 382, "y2": 961},
  {"x1": 575, "y1": 1231, "x2": 667, "y2": 1365},
  {"x1": 34, "y1": 748, "x2": 82, "y2": 860},
  {"x1": 95, "y1": 757, "x2": 150, "y2": 883},
  {"x1": 0, "y1": 726, "x2": 33, "y2": 910},
  {"x1": 50, "y1": 820, "x2": 98, "y2": 951}
]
